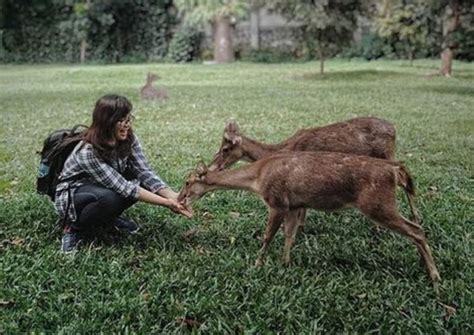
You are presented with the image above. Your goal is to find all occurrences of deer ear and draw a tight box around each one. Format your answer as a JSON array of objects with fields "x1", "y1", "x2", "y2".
[
  {"x1": 195, "y1": 162, "x2": 208, "y2": 177},
  {"x1": 223, "y1": 132, "x2": 242, "y2": 146},
  {"x1": 225, "y1": 120, "x2": 240, "y2": 135},
  {"x1": 231, "y1": 135, "x2": 242, "y2": 146},
  {"x1": 224, "y1": 120, "x2": 241, "y2": 144}
]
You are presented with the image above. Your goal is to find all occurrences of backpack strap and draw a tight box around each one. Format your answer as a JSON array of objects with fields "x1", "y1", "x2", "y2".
[{"x1": 71, "y1": 124, "x2": 88, "y2": 133}]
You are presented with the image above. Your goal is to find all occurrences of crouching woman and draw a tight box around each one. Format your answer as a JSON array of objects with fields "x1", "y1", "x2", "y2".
[{"x1": 55, "y1": 94, "x2": 191, "y2": 253}]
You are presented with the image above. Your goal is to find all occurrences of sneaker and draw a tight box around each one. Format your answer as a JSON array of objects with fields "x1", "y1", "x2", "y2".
[
  {"x1": 61, "y1": 231, "x2": 82, "y2": 254},
  {"x1": 113, "y1": 217, "x2": 139, "y2": 234}
]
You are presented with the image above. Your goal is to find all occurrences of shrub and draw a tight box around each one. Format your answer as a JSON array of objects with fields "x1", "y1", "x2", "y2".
[
  {"x1": 167, "y1": 26, "x2": 202, "y2": 63},
  {"x1": 240, "y1": 47, "x2": 295, "y2": 63}
]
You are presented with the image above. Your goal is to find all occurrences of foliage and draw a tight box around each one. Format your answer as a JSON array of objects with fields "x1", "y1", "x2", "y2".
[
  {"x1": 1, "y1": 0, "x2": 176, "y2": 63},
  {"x1": 0, "y1": 60, "x2": 473, "y2": 332},
  {"x1": 270, "y1": 0, "x2": 362, "y2": 72},
  {"x1": 167, "y1": 24, "x2": 202, "y2": 63},
  {"x1": 174, "y1": 0, "x2": 249, "y2": 27},
  {"x1": 456, "y1": 28, "x2": 474, "y2": 61},
  {"x1": 377, "y1": 3, "x2": 431, "y2": 63},
  {"x1": 240, "y1": 47, "x2": 295, "y2": 63},
  {"x1": 173, "y1": 0, "x2": 249, "y2": 63},
  {"x1": 341, "y1": 33, "x2": 393, "y2": 60}
]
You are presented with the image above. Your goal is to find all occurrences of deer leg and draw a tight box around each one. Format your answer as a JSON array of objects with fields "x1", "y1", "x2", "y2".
[
  {"x1": 297, "y1": 208, "x2": 306, "y2": 232},
  {"x1": 361, "y1": 204, "x2": 441, "y2": 285},
  {"x1": 282, "y1": 209, "x2": 301, "y2": 265},
  {"x1": 255, "y1": 208, "x2": 286, "y2": 267},
  {"x1": 405, "y1": 191, "x2": 421, "y2": 224},
  {"x1": 283, "y1": 208, "x2": 306, "y2": 235}
]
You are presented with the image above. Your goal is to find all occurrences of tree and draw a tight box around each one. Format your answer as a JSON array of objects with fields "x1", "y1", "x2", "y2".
[
  {"x1": 75, "y1": 0, "x2": 92, "y2": 63},
  {"x1": 377, "y1": 2, "x2": 430, "y2": 66},
  {"x1": 271, "y1": 0, "x2": 362, "y2": 74},
  {"x1": 174, "y1": 0, "x2": 249, "y2": 63},
  {"x1": 0, "y1": 0, "x2": 5, "y2": 59},
  {"x1": 430, "y1": 0, "x2": 473, "y2": 76},
  {"x1": 57, "y1": 0, "x2": 95, "y2": 63}
]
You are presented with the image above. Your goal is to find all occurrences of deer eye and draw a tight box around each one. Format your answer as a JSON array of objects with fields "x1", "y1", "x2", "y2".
[{"x1": 222, "y1": 147, "x2": 229, "y2": 154}]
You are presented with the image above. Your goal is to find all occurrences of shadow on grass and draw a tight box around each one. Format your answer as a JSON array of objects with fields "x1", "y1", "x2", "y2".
[
  {"x1": 454, "y1": 73, "x2": 474, "y2": 80},
  {"x1": 416, "y1": 85, "x2": 474, "y2": 97},
  {"x1": 301, "y1": 70, "x2": 407, "y2": 81}
]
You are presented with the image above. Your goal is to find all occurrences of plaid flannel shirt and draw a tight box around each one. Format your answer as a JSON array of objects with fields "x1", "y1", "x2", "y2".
[{"x1": 54, "y1": 135, "x2": 167, "y2": 222}]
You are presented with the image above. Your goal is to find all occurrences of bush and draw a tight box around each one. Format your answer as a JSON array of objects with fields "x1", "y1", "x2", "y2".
[
  {"x1": 167, "y1": 26, "x2": 202, "y2": 63},
  {"x1": 240, "y1": 47, "x2": 295, "y2": 63},
  {"x1": 1, "y1": 0, "x2": 176, "y2": 64},
  {"x1": 341, "y1": 33, "x2": 397, "y2": 60},
  {"x1": 455, "y1": 29, "x2": 474, "y2": 61}
]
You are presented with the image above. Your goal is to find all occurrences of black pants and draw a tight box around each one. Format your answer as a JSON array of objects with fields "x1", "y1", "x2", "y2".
[{"x1": 70, "y1": 184, "x2": 137, "y2": 231}]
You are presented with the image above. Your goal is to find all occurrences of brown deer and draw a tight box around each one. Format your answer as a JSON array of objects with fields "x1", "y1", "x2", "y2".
[
  {"x1": 178, "y1": 151, "x2": 440, "y2": 286},
  {"x1": 140, "y1": 72, "x2": 168, "y2": 100},
  {"x1": 208, "y1": 117, "x2": 396, "y2": 171},
  {"x1": 208, "y1": 117, "x2": 401, "y2": 232}
]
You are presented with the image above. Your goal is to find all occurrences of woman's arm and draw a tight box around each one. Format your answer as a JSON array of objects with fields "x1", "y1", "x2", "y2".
[
  {"x1": 138, "y1": 187, "x2": 192, "y2": 218},
  {"x1": 127, "y1": 136, "x2": 167, "y2": 193},
  {"x1": 156, "y1": 187, "x2": 179, "y2": 200}
]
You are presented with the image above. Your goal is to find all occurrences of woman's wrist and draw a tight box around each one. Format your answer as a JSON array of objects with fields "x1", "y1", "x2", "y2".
[
  {"x1": 157, "y1": 187, "x2": 178, "y2": 200},
  {"x1": 161, "y1": 197, "x2": 172, "y2": 207}
]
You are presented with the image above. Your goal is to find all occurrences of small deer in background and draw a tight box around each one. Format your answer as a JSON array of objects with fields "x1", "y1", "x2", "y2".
[
  {"x1": 178, "y1": 151, "x2": 440, "y2": 286},
  {"x1": 140, "y1": 72, "x2": 168, "y2": 101}
]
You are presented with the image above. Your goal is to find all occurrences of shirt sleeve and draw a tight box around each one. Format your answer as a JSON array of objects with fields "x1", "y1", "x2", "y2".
[
  {"x1": 127, "y1": 135, "x2": 167, "y2": 193},
  {"x1": 76, "y1": 144, "x2": 140, "y2": 199}
]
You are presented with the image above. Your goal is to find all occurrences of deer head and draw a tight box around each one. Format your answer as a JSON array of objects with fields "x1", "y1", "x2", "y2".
[
  {"x1": 146, "y1": 72, "x2": 159, "y2": 84},
  {"x1": 208, "y1": 120, "x2": 243, "y2": 171},
  {"x1": 178, "y1": 162, "x2": 210, "y2": 207}
]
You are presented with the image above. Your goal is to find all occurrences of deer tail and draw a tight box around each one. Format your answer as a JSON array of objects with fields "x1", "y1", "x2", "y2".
[
  {"x1": 397, "y1": 164, "x2": 415, "y2": 195},
  {"x1": 396, "y1": 163, "x2": 421, "y2": 226}
]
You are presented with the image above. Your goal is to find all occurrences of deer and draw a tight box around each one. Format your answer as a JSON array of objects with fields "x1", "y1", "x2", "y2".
[
  {"x1": 208, "y1": 117, "x2": 396, "y2": 172},
  {"x1": 178, "y1": 151, "x2": 441, "y2": 287},
  {"x1": 208, "y1": 117, "x2": 402, "y2": 233},
  {"x1": 140, "y1": 72, "x2": 168, "y2": 101}
]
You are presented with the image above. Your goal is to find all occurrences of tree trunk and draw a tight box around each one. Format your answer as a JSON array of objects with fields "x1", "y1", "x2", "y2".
[
  {"x1": 250, "y1": 6, "x2": 260, "y2": 49},
  {"x1": 409, "y1": 49, "x2": 414, "y2": 67},
  {"x1": 79, "y1": 0, "x2": 91, "y2": 64},
  {"x1": 0, "y1": 0, "x2": 5, "y2": 58},
  {"x1": 80, "y1": 39, "x2": 87, "y2": 64},
  {"x1": 318, "y1": 47, "x2": 324, "y2": 75},
  {"x1": 214, "y1": 15, "x2": 234, "y2": 63},
  {"x1": 440, "y1": 48, "x2": 453, "y2": 76},
  {"x1": 440, "y1": 0, "x2": 460, "y2": 77}
]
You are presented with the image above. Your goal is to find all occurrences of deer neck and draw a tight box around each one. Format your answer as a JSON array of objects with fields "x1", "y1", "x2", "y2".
[
  {"x1": 241, "y1": 136, "x2": 284, "y2": 162},
  {"x1": 205, "y1": 164, "x2": 259, "y2": 193}
]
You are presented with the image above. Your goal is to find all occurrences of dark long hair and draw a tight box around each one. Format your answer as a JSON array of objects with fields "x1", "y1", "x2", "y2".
[{"x1": 83, "y1": 94, "x2": 134, "y2": 162}]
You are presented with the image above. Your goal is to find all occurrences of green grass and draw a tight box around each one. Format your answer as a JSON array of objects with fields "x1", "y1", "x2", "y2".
[{"x1": 0, "y1": 59, "x2": 473, "y2": 333}]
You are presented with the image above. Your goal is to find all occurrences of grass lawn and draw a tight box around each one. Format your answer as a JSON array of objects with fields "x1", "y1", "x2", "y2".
[{"x1": 0, "y1": 59, "x2": 473, "y2": 333}]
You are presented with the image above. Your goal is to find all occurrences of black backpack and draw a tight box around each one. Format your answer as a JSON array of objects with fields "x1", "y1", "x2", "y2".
[{"x1": 37, "y1": 125, "x2": 88, "y2": 201}]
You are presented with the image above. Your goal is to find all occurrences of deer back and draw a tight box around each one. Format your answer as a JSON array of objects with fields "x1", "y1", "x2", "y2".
[{"x1": 208, "y1": 117, "x2": 396, "y2": 171}]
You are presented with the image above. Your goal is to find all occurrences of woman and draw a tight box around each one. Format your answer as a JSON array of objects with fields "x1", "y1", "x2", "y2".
[{"x1": 55, "y1": 94, "x2": 191, "y2": 253}]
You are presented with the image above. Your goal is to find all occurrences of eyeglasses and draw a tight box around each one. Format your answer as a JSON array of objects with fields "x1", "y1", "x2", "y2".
[{"x1": 118, "y1": 114, "x2": 135, "y2": 125}]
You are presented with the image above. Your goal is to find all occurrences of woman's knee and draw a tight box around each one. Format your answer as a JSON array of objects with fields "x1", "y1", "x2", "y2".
[
  {"x1": 96, "y1": 189, "x2": 122, "y2": 209},
  {"x1": 76, "y1": 184, "x2": 131, "y2": 215}
]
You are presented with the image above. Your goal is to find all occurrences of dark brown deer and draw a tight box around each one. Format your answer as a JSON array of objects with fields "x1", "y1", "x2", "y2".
[
  {"x1": 140, "y1": 72, "x2": 168, "y2": 100},
  {"x1": 178, "y1": 151, "x2": 440, "y2": 286},
  {"x1": 208, "y1": 117, "x2": 396, "y2": 171}
]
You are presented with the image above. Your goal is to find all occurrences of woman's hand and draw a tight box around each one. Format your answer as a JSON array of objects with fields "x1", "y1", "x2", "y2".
[{"x1": 165, "y1": 198, "x2": 193, "y2": 218}]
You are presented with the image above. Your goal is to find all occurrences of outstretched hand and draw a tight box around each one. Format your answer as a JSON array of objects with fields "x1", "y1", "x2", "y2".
[{"x1": 167, "y1": 198, "x2": 193, "y2": 218}]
